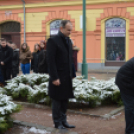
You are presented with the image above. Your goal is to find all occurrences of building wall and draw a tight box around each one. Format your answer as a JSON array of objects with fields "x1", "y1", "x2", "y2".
[{"x1": 0, "y1": 0, "x2": 134, "y2": 67}]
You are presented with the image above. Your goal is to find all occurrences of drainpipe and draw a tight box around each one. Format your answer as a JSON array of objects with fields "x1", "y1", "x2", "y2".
[{"x1": 21, "y1": 0, "x2": 26, "y2": 43}]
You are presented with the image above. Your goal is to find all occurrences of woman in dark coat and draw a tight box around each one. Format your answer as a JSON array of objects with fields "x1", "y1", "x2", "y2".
[
  {"x1": 31, "y1": 43, "x2": 40, "y2": 73},
  {"x1": 115, "y1": 57, "x2": 134, "y2": 134},
  {"x1": 38, "y1": 40, "x2": 47, "y2": 74},
  {"x1": 11, "y1": 43, "x2": 19, "y2": 78}
]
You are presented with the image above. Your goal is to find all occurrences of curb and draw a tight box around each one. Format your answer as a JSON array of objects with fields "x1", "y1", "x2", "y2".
[
  {"x1": 13, "y1": 101, "x2": 124, "y2": 120},
  {"x1": 101, "y1": 106, "x2": 124, "y2": 119},
  {"x1": 13, "y1": 120, "x2": 77, "y2": 134},
  {"x1": 77, "y1": 70, "x2": 118, "y2": 74}
]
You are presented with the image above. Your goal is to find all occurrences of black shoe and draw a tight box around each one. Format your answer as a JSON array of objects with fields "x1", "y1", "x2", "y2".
[
  {"x1": 55, "y1": 122, "x2": 66, "y2": 129},
  {"x1": 62, "y1": 121, "x2": 75, "y2": 128}
]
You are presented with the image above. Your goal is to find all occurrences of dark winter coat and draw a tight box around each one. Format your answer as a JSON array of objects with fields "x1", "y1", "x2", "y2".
[
  {"x1": 38, "y1": 49, "x2": 47, "y2": 74},
  {"x1": 0, "y1": 45, "x2": 13, "y2": 69},
  {"x1": 12, "y1": 49, "x2": 19, "y2": 74},
  {"x1": 72, "y1": 63, "x2": 76, "y2": 78},
  {"x1": 31, "y1": 50, "x2": 40, "y2": 73},
  {"x1": 46, "y1": 31, "x2": 75, "y2": 100},
  {"x1": 115, "y1": 57, "x2": 134, "y2": 96}
]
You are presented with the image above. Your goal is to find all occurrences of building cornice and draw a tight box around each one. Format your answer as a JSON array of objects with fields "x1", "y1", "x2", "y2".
[{"x1": 0, "y1": 0, "x2": 133, "y2": 10}]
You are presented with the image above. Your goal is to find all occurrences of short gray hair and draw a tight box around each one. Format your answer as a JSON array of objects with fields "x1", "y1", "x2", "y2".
[{"x1": 60, "y1": 20, "x2": 71, "y2": 28}]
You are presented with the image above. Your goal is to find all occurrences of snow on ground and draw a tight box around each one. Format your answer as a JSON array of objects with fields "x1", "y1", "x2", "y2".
[{"x1": 20, "y1": 126, "x2": 51, "y2": 134}]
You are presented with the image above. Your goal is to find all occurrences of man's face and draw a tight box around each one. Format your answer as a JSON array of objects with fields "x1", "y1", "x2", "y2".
[
  {"x1": 1, "y1": 41, "x2": 7, "y2": 47},
  {"x1": 60, "y1": 22, "x2": 73, "y2": 37}
]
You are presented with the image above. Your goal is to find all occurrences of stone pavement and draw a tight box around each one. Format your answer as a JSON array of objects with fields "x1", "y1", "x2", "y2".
[{"x1": 9, "y1": 105, "x2": 126, "y2": 134}]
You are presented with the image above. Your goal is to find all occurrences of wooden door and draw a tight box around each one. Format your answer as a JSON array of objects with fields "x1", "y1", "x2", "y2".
[
  {"x1": 1, "y1": 34, "x2": 12, "y2": 41},
  {"x1": 11, "y1": 34, "x2": 20, "y2": 49},
  {"x1": 1, "y1": 33, "x2": 20, "y2": 49}
]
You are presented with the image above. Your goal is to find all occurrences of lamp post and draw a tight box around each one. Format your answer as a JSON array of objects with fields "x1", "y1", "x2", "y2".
[
  {"x1": 82, "y1": 0, "x2": 88, "y2": 79},
  {"x1": 21, "y1": 0, "x2": 26, "y2": 43}
]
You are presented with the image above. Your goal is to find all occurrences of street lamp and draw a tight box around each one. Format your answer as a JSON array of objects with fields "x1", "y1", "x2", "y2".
[
  {"x1": 21, "y1": 0, "x2": 26, "y2": 43},
  {"x1": 82, "y1": 0, "x2": 88, "y2": 79}
]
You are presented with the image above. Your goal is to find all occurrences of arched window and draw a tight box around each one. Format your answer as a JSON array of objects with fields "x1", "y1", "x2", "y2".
[
  {"x1": 105, "y1": 18, "x2": 126, "y2": 62},
  {"x1": 0, "y1": 21, "x2": 20, "y2": 48},
  {"x1": 0, "y1": 21, "x2": 20, "y2": 32},
  {"x1": 50, "y1": 20, "x2": 62, "y2": 36}
]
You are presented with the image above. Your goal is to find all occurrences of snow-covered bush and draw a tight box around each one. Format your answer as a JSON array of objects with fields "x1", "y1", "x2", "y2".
[
  {"x1": 4, "y1": 73, "x2": 49, "y2": 103},
  {"x1": 73, "y1": 77, "x2": 121, "y2": 107},
  {"x1": 1, "y1": 73, "x2": 121, "y2": 107},
  {"x1": 0, "y1": 94, "x2": 21, "y2": 133}
]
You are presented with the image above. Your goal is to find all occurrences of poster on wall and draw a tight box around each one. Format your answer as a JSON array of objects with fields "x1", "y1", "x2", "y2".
[
  {"x1": 106, "y1": 18, "x2": 126, "y2": 37},
  {"x1": 50, "y1": 20, "x2": 62, "y2": 35}
]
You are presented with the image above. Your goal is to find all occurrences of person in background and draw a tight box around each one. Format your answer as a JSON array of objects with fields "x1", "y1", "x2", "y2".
[
  {"x1": 71, "y1": 39, "x2": 79, "y2": 72},
  {"x1": 70, "y1": 39, "x2": 76, "y2": 78},
  {"x1": 115, "y1": 57, "x2": 134, "y2": 134},
  {"x1": 11, "y1": 43, "x2": 19, "y2": 78},
  {"x1": 31, "y1": 43, "x2": 40, "y2": 73},
  {"x1": 0, "y1": 38, "x2": 13, "y2": 85},
  {"x1": 38, "y1": 40, "x2": 47, "y2": 74},
  {"x1": 20, "y1": 43, "x2": 32, "y2": 75}
]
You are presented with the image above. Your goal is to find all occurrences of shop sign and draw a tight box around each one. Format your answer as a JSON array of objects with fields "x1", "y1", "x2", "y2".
[
  {"x1": 106, "y1": 18, "x2": 126, "y2": 37},
  {"x1": 50, "y1": 20, "x2": 62, "y2": 35}
]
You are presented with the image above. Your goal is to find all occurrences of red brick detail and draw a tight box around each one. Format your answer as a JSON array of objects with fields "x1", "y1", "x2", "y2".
[
  {"x1": 107, "y1": 8, "x2": 113, "y2": 16},
  {"x1": 104, "y1": 8, "x2": 109, "y2": 18},
  {"x1": 113, "y1": 6, "x2": 117, "y2": 16},
  {"x1": 42, "y1": 10, "x2": 76, "y2": 33},
  {"x1": 125, "y1": 12, "x2": 130, "y2": 19}
]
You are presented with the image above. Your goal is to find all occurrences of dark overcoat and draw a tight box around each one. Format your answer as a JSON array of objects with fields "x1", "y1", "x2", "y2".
[
  {"x1": 115, "y1": 57, "x2": 134, "y2": 96},
  {"x1": 31, "y1": 50, "x2": 40, "y2": 73},
  {"x1": 12, "y1": 49, "x2": 19, "y2": 74},
  {"x1": 0, "y1": 45, "x2": 13, "y2": 69},
  {"x1": 38, "y1": 49, "x2": 47, "y2": 74},
  {"x1": 46, "y1": 32, "x2": 75, "y2": 100}
]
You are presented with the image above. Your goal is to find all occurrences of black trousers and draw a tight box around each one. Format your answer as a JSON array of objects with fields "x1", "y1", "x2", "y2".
[
  {"x1": 1, "y1": 68, "x2": 12, "y2": 85},
  {"x1": 121, "y1": 92, "x2": 134, "y2": 133},
  {"x1": 52, "y1": 99, "x2": 68, "y2": 124}
]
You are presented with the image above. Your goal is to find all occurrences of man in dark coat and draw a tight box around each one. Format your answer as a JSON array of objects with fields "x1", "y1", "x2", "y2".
[
  {"x1": 0, "y1": 39, "x2": 13, "y2": 85},
  {"x1": 115, "y1": 57, "x2": 134, "y2": 134},
  {"x1": 47, "y1": 20, "x2": 75, "y2": 129}
]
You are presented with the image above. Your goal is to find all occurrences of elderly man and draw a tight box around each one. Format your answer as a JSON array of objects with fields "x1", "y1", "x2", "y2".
[{"x1": 47, "y1": 20, "x2": 75, "y2": 129}]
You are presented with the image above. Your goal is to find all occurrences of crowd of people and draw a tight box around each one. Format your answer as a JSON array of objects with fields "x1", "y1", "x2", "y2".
[
  {"x1": 0, "y1": 36, "x2": 76, "y2": 86},
  {"x1": 0, "y1": 39, "x2": 50, "y2": 86}
]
